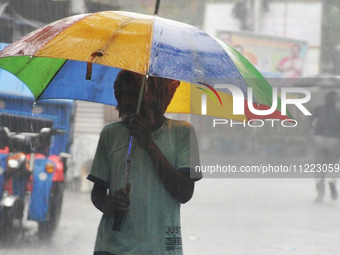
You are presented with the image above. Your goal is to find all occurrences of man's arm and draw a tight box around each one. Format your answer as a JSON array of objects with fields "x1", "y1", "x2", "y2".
[
  {"x1": 144, "y1": 141, "x2": 195, "y2": 203},
  {"x1": 91, "y1": 184, "x2": 111, "y2": 214},
  {"x1": 128, "y1": 114, "x2": 195, "y2": 203}
]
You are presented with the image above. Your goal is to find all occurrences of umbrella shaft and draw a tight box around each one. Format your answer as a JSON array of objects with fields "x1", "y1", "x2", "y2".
[
  {"x1": 121, "y1": 75, "x2": 147, "y2": 188},
  {"x1": 122, "y1": 136, "x2": 134, "y2": 187}
]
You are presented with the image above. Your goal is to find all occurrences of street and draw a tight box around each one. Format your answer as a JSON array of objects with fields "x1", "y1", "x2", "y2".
[
  {"x1": 182, "y1": 178, "x2": 340, "y2": 255},
  {"x1": 0, "y1": 178, "x2": 339, "y2": 254},
  {"x1": 0, "y1": 189, "x2": 102, "y2": 255}
]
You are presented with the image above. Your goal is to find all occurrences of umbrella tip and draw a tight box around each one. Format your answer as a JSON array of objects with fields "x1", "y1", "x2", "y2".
[{"x1": 154, "y1": 0, "x2": 161, "y2": 15}]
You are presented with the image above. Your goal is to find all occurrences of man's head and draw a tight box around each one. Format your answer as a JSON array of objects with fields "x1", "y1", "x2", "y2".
[
  {"x1": 114, "y1": 70, "x2": 180, "y2": 125},
  {"x1": 325, "y1": 91, "x2": 338, "y2": 106},
  {"x1": 114, "y1": 71, "x2": 140, "y2": 119}
]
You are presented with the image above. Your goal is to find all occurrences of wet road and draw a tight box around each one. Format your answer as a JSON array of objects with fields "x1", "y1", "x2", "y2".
[
  {"x1": 1, "y1": 178, "x2": 339, "y2": 254},
  {"x1": 0, "y1": 189, "x2": 102, "y2": 255},
  {"x1": 182, "y1": 178, "x2": 340, "y2": 255}
]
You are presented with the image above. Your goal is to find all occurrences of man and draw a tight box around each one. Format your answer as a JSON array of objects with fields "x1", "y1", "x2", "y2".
[
  {"x1": 310, "y1": 91, "x2": 340, "y2": 203},
  {"x1": 87, "y1": 70, "x2": 201, "y2": 254}
]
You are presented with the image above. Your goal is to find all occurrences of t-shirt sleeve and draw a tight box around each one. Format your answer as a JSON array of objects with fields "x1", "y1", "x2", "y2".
[
  {"x1": 176, "y1": 123, "x2": 202, "y2": 181},
  {"x1": 87, "y1": 131, "x2": 111, "y2": 189}
]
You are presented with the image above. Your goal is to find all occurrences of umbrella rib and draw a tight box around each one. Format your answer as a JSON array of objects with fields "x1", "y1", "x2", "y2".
[
  {"x1": 86, "y1": 17, "x2": 134, "y2": 80},
  {"x1": 91, "y1": 17, "x2": 134, "y2": 63}
]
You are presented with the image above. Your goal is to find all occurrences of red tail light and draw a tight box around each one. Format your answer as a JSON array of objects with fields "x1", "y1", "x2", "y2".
[
  {"x1": 3, "y1": 178, "x2": 12, "y2": 195},
  {"x1": 26, "y1": 175, "x2": 33, "y2": 192}
]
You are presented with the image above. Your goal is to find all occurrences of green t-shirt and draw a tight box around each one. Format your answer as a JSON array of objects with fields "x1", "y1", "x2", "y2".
[{"x1": 88, "y1": 118, "x2": 201, "y2": 255}]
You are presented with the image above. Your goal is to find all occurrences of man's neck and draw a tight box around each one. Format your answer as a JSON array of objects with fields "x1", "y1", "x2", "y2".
[{"x1": 151, "y1": 116, "x2": 166, "y2": 131}]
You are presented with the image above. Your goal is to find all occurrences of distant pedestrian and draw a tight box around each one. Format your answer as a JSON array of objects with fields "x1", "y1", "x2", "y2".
[{"x1": 310, "y1": 91, "x2": 340, "y2": 203}]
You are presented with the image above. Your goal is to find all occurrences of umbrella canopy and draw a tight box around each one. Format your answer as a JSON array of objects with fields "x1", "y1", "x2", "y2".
[{"x1": 0, "y1": 11, "x2": 291, "y2": 121}]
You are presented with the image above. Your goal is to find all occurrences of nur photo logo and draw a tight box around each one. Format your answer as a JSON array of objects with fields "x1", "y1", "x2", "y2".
[{"x1": 196, "y1": 83, "x2": 312, "y2": 127}]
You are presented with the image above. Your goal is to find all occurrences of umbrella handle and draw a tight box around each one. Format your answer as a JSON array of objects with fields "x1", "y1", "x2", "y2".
[{"x1": 112, "y1": 75, "x2": 147, "y2": 232}]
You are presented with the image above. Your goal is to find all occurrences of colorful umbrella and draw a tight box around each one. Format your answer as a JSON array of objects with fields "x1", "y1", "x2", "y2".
[
  {"x1": 0, "y1": 10, "x2": 293, "y2": 232},
  {"x1": 0, "y1": 10, "x2": 291, "y2": 121}
]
